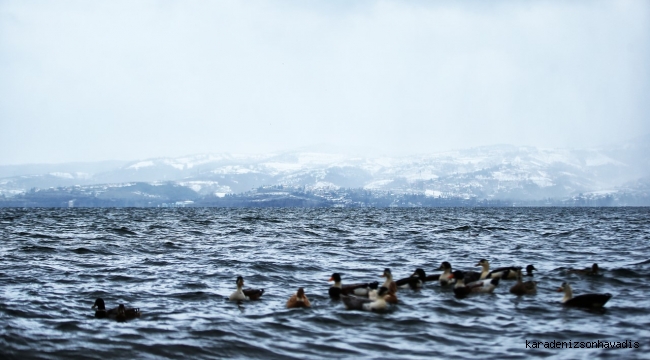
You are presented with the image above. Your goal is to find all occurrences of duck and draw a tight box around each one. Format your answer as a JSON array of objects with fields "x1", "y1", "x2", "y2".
[
  {"x1": 567, "y1": 263, "x2": 600, "y2": 276},
  {"x1": 286, "y1": 287, "x2": 311, "y2": 309},
  {"x1": 470, "y1": 276, "x2": 501, "y2": 293},
  {"x1": 395, "y1": 268, "x2": 427, "y2": 289},
  {"x1": 489, "y1": 267, "x2": 521, "y2": 280},
  {"x1": 451, "y1": 271, "x2": 472, "y2": 298},
  {"x1": 470, "y1": 259, "x2": 521, "y2": 280},
  {"x1": 463, "y1": 259, "x2": 491, "y2": 283},
  {"x1": 450, "y1": 270, "x2": 500, "y2": 298},
  {"x1": 424, "y1": 273, "x2": 441, "y2": 282},
  {"x1": 463, "y1": 269, "x2": 482, "y2": 284},
  {"x1": 342, "y1": 286, "x2": 390, "y2": 312},
  {"x1": 115, "y1": 304, "x2": 141, "y2": 322},
  {"x1": 369, "y1": 268, "x2": 398, "y2": 304},
  {"x1": 414, "y1": 266, "x2": 443, "y2": 283},
  {"x1": 229, "y1": 276, "x2": 265, "y2": 301},
  {"x1": 465, "y1": 259, "x2": 490, "y2": 283},
  {"x1": 557, "y1": 282, "x2": 611, "y2": 308},
  {"x1": 487, "y1": 261, "x2": 523, "y2": 280},
  {"x1": 328, "y1": 273, "x2": 379, "y2": 299},
  {"x1": 92, "y1": 298, "x2": 140, "y2": 320},
  {"x1": 509, "y1": 269, "x2": 537, "y2": 296},
  {"x1": 524, "y1": 265, "x2": 537, "y2": 277},
  {"x1": 92, "y1": 298, "x2": 111, "y2": 318},
  {"x1": 437, "y1": 261, "x2": 454, "y2": 286}
]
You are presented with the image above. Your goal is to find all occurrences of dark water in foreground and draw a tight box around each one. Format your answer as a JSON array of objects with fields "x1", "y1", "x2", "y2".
[{"x1": 1, "y1": 208, "x2": 649, "y2": 359}]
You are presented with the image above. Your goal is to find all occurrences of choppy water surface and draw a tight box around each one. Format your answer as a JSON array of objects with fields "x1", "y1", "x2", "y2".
[{"x1": 1, "y1": 207, "x2": 649, "y2": 359}]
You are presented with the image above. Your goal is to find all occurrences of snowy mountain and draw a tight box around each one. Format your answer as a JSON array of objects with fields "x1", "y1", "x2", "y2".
[{"x1": 1, "y1": 137, "x2": 648, "y2": 205}]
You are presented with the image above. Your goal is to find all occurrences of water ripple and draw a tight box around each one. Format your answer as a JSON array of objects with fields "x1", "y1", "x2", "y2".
[{"x1": 1, "y1": 207, "x2": 649, "y2": 359}]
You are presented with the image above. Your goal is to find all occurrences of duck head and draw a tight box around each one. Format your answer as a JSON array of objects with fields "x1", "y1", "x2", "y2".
[
  {"x1": 438, "y1": 261, "x2": 452, "y2": 271},
  {"x1": 557, "y1": 282, "x2": 574, "y2": 294},
  {"x1": 236, "y1": 276, "x2": 244, "y2": 288},
  {"x1": 557, "y1": 282, "x2": 573, "y2": 301},
  {"x1": 411, "y1": 268, "x2": 426, "y2": 279},
  {"x1": 382, "y1": 268, "x2": 393, "y2": 279},
  {"x1": 92, "y1": 298, "x2": 106, "y2": 310},
  {"x1": 525, "y1": 265, "x2": 537, "y2": 275},
  {"x1": 329, "y1": 273, "x2": 342, "y2": 283},
  {"x1": 592, "y1": 263, "x2": 599, "y2": 273},
  {"x1": 475, "y1": 259, "x2": 489, "y2": 267},
  {"x1": 296, "y1": 287, "x2": 306, "y2": 300}
]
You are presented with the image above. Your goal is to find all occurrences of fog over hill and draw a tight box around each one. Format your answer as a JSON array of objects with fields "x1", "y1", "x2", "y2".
[{"x1": 1, "y1": 136, "x2": 648, "y2": 207}]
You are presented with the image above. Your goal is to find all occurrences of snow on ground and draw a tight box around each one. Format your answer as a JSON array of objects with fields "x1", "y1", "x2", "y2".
[
  {"x1": 491, "y1": 171, "x2": 522, "y2": 182},
  {"x1": 403, "y1": 170, "x2": 439, "y2": 182},
  {"x1": 295, "y1": 152, "x2": 348, "y2": 165},
  {"x1": 177, "y1": 181, "x2": 227, "y2": 193},
  {"x1": 162, "y1": 159, "x2": 185, "y2": 170},
  {"x1": 585, "y1": 189, "x2": 618, "y2": 195},
  {"x1": 529, "y1": 171, "x2": 554, "y2": 187},
  {"x1": 364, "y1": 179, "x2": 394, "y2": 190},
  {"x1": 584, "y1": 153, "x2": 622, "y2": 167},
  {"x1": 127, "y1": 161, "x2": 155, "y2": 170},
  {"x1": 530, "y1": 149, "x2": 580, "y2": 167},
  {"x1": 49, "y1": 172, "x2": 74, "y2": 179},
  {"x1": 262, "y1": 162, "x2": 305, "y2": 173},
  {"x1": 161, "y1": 153, "x2": 269, "y2": 170},
  {"x1": 425, "y1": 190, "x2": 442, "y2": 197},
  {"x1": 310, "y1": 181, "x2": 340, "y2": 190},
  {"x1": 211, "y1": 166, "x2": 256, "y2": 175}
]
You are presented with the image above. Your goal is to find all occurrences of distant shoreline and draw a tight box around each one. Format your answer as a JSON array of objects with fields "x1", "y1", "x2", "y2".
[{"x1": 1, "y1": 184, "x2": 647, "y2": 209}]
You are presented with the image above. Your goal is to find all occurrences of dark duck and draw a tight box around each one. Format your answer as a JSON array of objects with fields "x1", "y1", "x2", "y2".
[
  {"x1": 395, "y1": 268, "x2": 427, "y2": 290},
  {"x1": 92, "y1": 298, "x2": 140, "y2": 320},
  {"x1": 557, "y1": 282, "x2": 611, "y2": 308},
  {"x1": 92, "y1": 298, "x2": 111, "y2": 318},
  {"x1": 328, "y1": 273, "x2": 379, "y2": 299},
  {"x1": 509, "y1": 269, "x2": 537, "y2": 296},
  {"x1": 450, "y1": 270, "x2": 500, "y2": 299},
  {"x1": 342, "y1": 286, "x2": 390, "y2": 312},
  {"x1": 567, "y1": 263, "x2": 600, "y2": 276},
  {"x1": 523, "y1": 265, "x2": 537, "y2": 277},
  {"x1": 115, "y1": 304, "x2": 141, "y2": 322}
]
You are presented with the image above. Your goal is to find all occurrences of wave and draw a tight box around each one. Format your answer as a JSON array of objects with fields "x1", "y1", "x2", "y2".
[
  {"x1": 1, "y1": 207, "x2": 649, "y2": 359},
  {"x1": 111, "y1": 227, "x2": 138, "y2": 236}
]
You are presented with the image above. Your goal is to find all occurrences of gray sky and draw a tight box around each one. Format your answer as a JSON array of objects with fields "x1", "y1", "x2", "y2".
[{"x1": 1, "y1": 0, "x2": 648, "y2": 165}]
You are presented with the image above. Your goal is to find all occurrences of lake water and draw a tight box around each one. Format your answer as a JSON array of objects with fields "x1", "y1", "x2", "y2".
[{"x1": 1, "y1": 207, "x2": 649, "y2": 359}]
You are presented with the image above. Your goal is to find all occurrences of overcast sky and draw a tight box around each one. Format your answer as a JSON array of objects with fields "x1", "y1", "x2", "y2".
[{"x1": 0, "y1": 0, "x2": 648, "y2": 165}]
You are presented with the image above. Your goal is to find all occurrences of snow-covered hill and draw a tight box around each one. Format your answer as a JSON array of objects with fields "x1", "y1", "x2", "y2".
[{"x1": 1, "y1": 137, "x2": 648, "y2": 202}]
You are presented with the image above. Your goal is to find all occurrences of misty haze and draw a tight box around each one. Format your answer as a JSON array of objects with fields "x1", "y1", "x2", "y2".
[{"x1": 1, "y1": 1, "x2": 649, "y2": 164}]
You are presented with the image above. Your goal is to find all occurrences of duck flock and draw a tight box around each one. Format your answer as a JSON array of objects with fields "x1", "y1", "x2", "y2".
[{"x1": 92, "y1": 260, "x2": 611, "y2": 320}]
